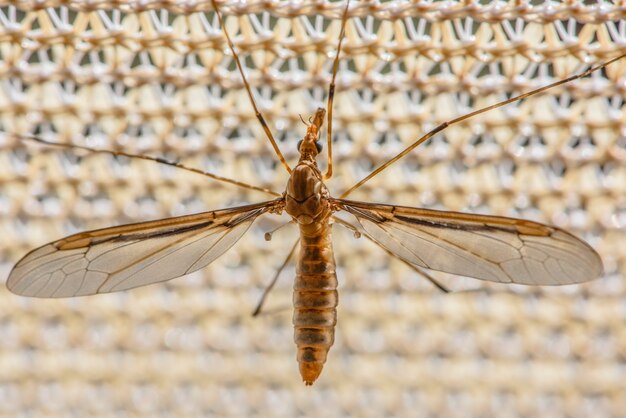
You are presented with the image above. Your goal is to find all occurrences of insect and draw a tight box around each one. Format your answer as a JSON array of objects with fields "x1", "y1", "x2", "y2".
[{"x1": 6, "y1": 1, "x2": 623, "y2": 385}]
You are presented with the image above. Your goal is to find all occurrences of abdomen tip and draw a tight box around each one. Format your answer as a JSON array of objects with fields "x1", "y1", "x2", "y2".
[{"x1": 300, "y1": 361, "x2": 324, "y2": 385}]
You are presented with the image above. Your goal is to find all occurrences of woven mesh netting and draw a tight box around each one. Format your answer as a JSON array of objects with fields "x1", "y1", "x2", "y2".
[{"x1": 1, "y1": 0, "x2": 626, "y2": 416}]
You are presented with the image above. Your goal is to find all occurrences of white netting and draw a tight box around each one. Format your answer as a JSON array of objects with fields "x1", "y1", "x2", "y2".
[{"x1": 1, "y1": 1, "x2": 626, "y2": 417}]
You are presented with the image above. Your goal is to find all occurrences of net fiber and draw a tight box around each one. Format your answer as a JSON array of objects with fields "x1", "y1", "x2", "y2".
[{"x1": 1, "y1": 0, "x2": 626, "y2": 417}]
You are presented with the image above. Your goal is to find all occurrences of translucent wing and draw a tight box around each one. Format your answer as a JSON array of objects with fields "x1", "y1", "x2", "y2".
[
  {"x1": 335, "y1": 199, "x2": 602, "y2": 285},
  {"x1": 7, "y1": 200, "x2": 279, "y2": 298}
]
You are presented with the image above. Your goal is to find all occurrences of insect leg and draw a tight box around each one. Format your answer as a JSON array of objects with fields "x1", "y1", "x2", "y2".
[
  {"x1": 332, "y1": 216, "x2": 450, "y2": 293},
  {"x1": 252, "y1": 238, "x2": 300, "y2": 317},
  {"x1": 340, "y1": 53, "x2": 626, "y2": 198},
  {"x1": 210, "y1": 0, "x2": 292, "y2": 174},
  {"x1": 387, "y1": 254, "x2": 450, "y2": 293},
  {"x1": 323, "y1": 0, "x2": 351, "y2": 180},
  {"x1": 14, "y1": 134, "x2": 280, "y2": 197}
]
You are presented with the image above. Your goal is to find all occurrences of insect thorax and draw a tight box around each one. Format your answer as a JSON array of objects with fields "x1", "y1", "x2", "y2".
[{"x1": 284, "y1": 160, "x2": 331, "y2": 225}]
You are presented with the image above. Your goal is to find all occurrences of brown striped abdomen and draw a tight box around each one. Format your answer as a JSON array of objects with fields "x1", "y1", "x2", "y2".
[{"x1": 293, "y1": 219, "x2": 337, "y2": 385}]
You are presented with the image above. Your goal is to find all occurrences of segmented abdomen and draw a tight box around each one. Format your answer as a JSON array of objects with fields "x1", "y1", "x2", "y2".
[{"x1": 293, "y1": 219, "x2": 337, "y2": 385}]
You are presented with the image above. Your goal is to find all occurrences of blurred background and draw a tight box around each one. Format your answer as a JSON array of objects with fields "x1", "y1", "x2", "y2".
[{"x1": 1, "y1": 0, "x2": 625, "y2": 416}]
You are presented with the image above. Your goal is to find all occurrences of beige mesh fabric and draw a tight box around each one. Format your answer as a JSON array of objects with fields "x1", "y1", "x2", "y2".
[{"x1": 1, "y1": 0, "x2": 626, "y2": 416}]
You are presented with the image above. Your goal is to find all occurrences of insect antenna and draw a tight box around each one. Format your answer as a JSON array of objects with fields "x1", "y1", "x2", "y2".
[
  {"x1": 323, "y1": 0, "x2": 351, "y2": 180},
  {"x1": 13, "y1": 133, "x2": 280, "y2": 197},
  {"x1": 299, "y1": 114, "x2": 310, "y2": 127},
  {"x1": 340, "y1": 53, "x2": 626, "y2": 198},
  {"x1": 211, "y1": 0, "x2": 292, "y2": 174},
  {"x1": 252, "y1": 238, "x2": 299, "y2": 317}
]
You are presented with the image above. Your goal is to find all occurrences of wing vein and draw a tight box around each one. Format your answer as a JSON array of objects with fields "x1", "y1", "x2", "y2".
[
  {"x1": 338, "y1": 199, "x2": 602, "y2": 285},
  {"x1": 7, "y1": 201, "x2": 278, "y2": 297},
  {"x1": 101, "y1": 227, "x2": 219, "y2": 293}
]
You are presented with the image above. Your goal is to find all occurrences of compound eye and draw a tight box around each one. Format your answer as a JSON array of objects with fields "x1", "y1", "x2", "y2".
[
  {"x1": 297, "y1": 139, "x2": 303, "y2": 151},
  {"x1": 315, "y1": 141, "x2": 323, "y2": 153}
]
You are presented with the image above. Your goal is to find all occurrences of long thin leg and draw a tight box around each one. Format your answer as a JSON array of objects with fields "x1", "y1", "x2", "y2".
[
  {"x1": 331, "y1": 216, "x2": 449, "y2": 293},
  {"x1": 383, "y1": 249, "x2": 450, "y2": 293},
  {"x1": 15, "y1": 134, "x2": 280, "y2": 197},
  {"x1": 211, "y1": 0, "x2": 291, "y2": 174},
  {"x1": 323, "y1": 0, "x2": 351, "y2": 180},
  {"x1": 340, "y1": 53, "x2": 626, "y2": 198},
  {"x1": 252, "y1": 238, "x2": 299, "y2": 317}
]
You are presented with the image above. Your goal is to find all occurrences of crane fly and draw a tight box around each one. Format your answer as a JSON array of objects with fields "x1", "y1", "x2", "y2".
[{"x1": 6, "y1": 1, "x2": 622, "y2": 385}]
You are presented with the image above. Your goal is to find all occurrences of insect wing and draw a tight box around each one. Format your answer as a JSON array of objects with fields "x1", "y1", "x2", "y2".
[
  {"x1": 7, "y1": 201, "x2": 277, "y2": 297},
  {"x1": 336, "y1": 199, "x2": 602, "y2": 285}
]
